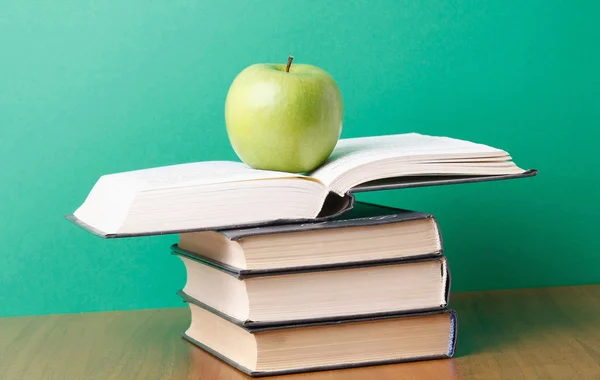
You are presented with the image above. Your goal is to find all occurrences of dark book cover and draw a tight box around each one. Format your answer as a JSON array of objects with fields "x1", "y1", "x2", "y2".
[
  {"x1": 172, "y1": 242, "x2": 445, "y2": 278},
  {"x1": 180, "y1": 297, "x2": 458, "y2": 377},
  {"x1": 65, "y1": 169, "x2": 537, "y2": 238},
  {"x1": 174, "y1": 251, "x2": 451, "y2": 327},
  {"x1": 177, "y1": 265, "x2": 451, "y2": 326},
  {"x1": 202, "y1": 201, "x2": 440, "y2": 241},
  {"x1": 171, "y1": 201, "x2": 444, "y2": 276},
  {"x1": 172, "y1": 238, "x2": 448, "y2": 279}
]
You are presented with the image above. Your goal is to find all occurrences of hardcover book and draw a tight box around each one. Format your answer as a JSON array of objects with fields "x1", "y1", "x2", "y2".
[
  {"x1": 175, "y1": 202, "x2": 443, "y2": 272},
  {"x1": 174, "y1": 247, "x2": 451, "y2": 326},
  {"x1": 66, "y1": 133, "x2": 536, "y2": 237},
  {"x1": 181, "y1": 296, "x2": 458, "y2": 377}
]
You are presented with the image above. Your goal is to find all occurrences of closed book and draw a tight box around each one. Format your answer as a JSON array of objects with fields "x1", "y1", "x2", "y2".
[
  {"x1": 175, "y1": 202, "x2": 443, "y2": 272},
  {"x1": 173, "y1": 247, "x2": 451, "y2": 326},
  {"x1": 181, "y1": 296, "x2": 458, "y2": 377}
]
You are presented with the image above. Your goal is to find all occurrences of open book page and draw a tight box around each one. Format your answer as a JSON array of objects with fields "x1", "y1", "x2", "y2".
[
  {"x1": 103, "y1": 161, "x2": 307, "y2": 191},
  {"x1": 309, "y1": 133, "x2": 520, "y2": 192}
]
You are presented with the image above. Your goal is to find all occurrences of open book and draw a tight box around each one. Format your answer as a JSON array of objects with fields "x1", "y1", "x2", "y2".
[{"x1": 68, "y1": 133, "x2": 536, "y2": 237}]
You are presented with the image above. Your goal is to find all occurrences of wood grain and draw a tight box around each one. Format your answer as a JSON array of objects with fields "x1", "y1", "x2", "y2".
[{"x1": 0, "y1": 285, "x2": 599, "y2": 380}]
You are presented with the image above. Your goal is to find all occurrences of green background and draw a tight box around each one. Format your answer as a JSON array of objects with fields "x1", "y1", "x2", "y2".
[{"x1": 1, "y1": 1, "x2": 598, "y2": 318}]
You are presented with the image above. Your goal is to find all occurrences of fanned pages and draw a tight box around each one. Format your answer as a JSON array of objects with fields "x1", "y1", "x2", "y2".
[
  {"x1": 311, "y1": 133, "x2": 525, "y2": 194},
  {"x1": 67, "y1": 133, "x2": 536, "y2": 237}
]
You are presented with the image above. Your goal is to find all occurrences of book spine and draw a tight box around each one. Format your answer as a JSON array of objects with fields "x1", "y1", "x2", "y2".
[
  {"x1": 442, "y1": 255, "x2": 451, "y2": 308},
  {"x1": 448, "y1": 310, "x2": 458, "y2": 357},
  {"x1": 431, "y1": 214, "x2": 444, "y2": 255}
]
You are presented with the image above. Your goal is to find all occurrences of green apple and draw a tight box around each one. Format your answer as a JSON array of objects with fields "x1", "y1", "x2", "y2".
[{"x1": 225, "y1": 56, "x2": 343, "y2": 173}]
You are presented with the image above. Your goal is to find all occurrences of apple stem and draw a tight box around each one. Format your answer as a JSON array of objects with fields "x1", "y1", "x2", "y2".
[{"x1": 285, "y1": 56, "x2": 294, "y2": 72}]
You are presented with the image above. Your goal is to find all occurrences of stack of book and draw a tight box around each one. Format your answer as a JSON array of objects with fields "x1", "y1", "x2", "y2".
[
  {"x1": 172, "y1": 202, "x2": 455, "y2": 376},
  {"x1": 67, "y1": 133, "x2": 535, "y2": 377}
]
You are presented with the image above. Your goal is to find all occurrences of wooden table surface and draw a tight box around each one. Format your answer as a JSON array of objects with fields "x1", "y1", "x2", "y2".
[{"x1": 1, "y1": 285, "x2": 599, "y2": 380}]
